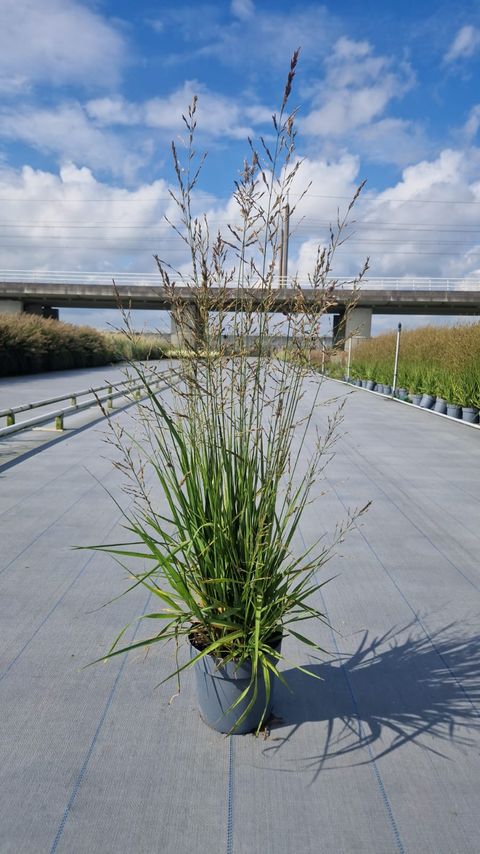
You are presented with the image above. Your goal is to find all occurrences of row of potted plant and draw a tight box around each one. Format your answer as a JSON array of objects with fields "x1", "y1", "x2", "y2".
[
  {"x1": 342, "y1": 373, "x2": 479, "y2": 424},
  {"x1": 335, "y1": 323, "x2": 480, "y2": 426}
]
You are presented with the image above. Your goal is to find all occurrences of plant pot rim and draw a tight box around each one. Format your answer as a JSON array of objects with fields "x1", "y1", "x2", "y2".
[{"x1": 189, "y1": 627, "x2": 283, "y2": 661}]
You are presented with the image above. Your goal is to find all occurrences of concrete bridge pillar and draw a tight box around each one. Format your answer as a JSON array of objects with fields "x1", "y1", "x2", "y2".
[
  {"x1": 345, "y1": 307, "x2": 372, "y2": 349},
  {"x1": 332, "y1": 307, "x2": 372, "y2": 350},
  {"x1": 0, "y1": 299, "x2": 23, "y2": 315},
  {"x1": 170, "y1": 303, "x2": 206, "y2": 350}
]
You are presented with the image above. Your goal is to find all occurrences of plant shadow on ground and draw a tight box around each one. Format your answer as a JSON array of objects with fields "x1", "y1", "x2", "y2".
[{"x1": 264, "y1": 621, "x2": 480, "y2": 780}]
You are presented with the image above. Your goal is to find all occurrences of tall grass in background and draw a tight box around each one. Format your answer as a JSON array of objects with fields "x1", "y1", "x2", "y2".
[
  {"x1": 347, "y1": 323, "x2": 480, "y2": 408},
  {"x1": 0, "y1": 313, "x2": 168, "y2": 377}
]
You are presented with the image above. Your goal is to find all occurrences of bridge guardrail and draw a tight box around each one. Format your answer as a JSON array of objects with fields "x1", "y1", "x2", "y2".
[
  {"x1": 0, "y1": 371, "x2": 172, "y2": 437},
  {"x1": 1, "y1": 270, "x2": 480, "y2": 291}
]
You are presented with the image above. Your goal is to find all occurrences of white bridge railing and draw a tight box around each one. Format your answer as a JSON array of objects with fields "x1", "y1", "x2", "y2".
[{"x1": 1, "y1": 270, "x2": 480, "y2": 292}]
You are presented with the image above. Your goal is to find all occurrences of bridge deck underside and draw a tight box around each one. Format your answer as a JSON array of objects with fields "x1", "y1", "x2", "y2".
[{"x1": 0, "y1": 373, "x2": 479, "y2": 853}]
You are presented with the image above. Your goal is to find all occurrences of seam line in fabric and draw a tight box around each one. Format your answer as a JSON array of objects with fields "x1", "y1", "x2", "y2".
[
  {"x1": 0, "y1": 504, "x2": 129, "y2": 685},
  {"x1": 226, "y1": 736, "x2": 234, "y2": 854},
  {"x1": 299, "y1": 526, "x2": 406, "y2": 854},
  {"x1": 49, "y1": 591, "x2": 152, "y2": 853}
]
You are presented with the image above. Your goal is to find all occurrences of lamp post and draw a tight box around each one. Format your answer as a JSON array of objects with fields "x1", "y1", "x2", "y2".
[
  {"x1": 392, "y1": 322, "x2": 402, "y2": 397},
  {"x1": 279, "y1": 203, "x2": 290, "y2": 284},
  {"x1": 346, "y1": 336, "x2": 352, "y2": 381}
]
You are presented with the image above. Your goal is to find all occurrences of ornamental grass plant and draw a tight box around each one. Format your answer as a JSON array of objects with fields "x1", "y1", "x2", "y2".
[{"x1": 87, "y1": 54, "x2": 368, "y2": 733}]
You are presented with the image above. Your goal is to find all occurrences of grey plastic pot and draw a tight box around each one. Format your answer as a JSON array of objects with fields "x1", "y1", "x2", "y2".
[
  {"x1": 366, "y1": 380, "x2": 375, "y2": 390},
  {"x1": 447, "y1": 403, "x2": 461, "y2": 418},
  {"x1": 376, "y1": 383, "x2": 384, "y2": 393},
  {"x1": 383, "y1": 385, "x2": 392, "y2": 395},
  {"x1": 411, "y1": 393, "x2": 422, "y2": 406},
  {"x1": 434, "y1": 397, "x2": 447, "y2": 414},
  {"x1": 191, "y1": 636, "x2": 282, "y2": 733},
  {"x1": 462, "y1": 407, "x2": 479, "y2": 424},
  {"x1": 396, "y1": 388, "x2": 408, "y2": 401},
  {"x1": 420, "y1": 393, "x2": 436, "y2": 409}
]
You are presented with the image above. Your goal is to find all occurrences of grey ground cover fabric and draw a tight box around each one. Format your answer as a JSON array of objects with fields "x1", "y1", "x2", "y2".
[{"x1": 0, "y1": 373, "x2": 479, "y2": 853}]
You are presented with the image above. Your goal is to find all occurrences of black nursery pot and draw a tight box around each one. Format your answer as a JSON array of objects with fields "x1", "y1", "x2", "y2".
[{"x1": 191, "y1": 635, "x2": 282, "y2": 734}]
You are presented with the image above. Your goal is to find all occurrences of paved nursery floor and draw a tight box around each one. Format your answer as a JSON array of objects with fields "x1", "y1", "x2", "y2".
[{"x1": 0, "y1": 370, "x2": 479, "y2": 853}]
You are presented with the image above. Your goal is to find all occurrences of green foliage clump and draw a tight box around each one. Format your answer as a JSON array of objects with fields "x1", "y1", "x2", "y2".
[{"x1": 0, "y1": 314, "x2": 168, "y2": 377}]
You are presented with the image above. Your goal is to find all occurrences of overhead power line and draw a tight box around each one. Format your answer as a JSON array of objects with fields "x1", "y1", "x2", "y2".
[
  {"x1": 2, "y1": 220, "x2": 480, "y2": 233},
  {"x1": 0, "y1": 193, "x2": 480, "y2": 205},
  {"x1": 1, "y1": 233, "x2": 480, "y2": 248},
  {"x1": 1, "y1": 242, "x2": 480, "y2": 257}
]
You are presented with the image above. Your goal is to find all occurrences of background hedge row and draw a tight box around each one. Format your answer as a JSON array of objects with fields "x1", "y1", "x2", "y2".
[{"x1": 0, "y1": 314, "x2": 168, "y2": 377}]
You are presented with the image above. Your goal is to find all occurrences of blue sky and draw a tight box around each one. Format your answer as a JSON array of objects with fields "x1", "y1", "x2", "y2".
[{"x1": 2, "y1": 0, "x2": 480, "y2": 332}]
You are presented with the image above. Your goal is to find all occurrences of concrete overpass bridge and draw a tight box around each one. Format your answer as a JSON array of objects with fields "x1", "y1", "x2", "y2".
[{"x1": 1, "y1": 271, "x2": 480, "y2": 346}]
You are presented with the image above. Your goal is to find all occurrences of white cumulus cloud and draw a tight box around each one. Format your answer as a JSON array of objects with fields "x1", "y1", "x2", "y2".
[
  {"x1": 444, "y1": 25, "x2": 480, "y2": 64},
  {"x1": 264, "y1": 147, "x2": 480, "y2": 284},
  {"x1": 0, "y1": 163, "x2": 181, "y2": 275},
  {"x1": 462, "y1": 104, "x2": 480, "y2": 140},
  {"x1": 231, "y1": 0, "x2": 255, "y2": 21},
  {"x1": 0, "y1": 0, "x2": 126, "y2": 91},
  {"x1": 87, "y1": 82, "x2": 271, "y2": 141},
  {"x1": 302, "y1": 37, "x2": 414, "y2": 139},
  {"x1": 0, "y1": 103, "x2": 146, "y2": 180}
]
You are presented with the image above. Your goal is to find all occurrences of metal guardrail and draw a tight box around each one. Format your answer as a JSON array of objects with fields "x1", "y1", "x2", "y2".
[
  {"x1": 0, "y1": 372, "x2": 172, "y2": 438},
  {"x1": 1, "y1": 270, "x2": 480, "y2": 291},
  {"x1": 0, "y1": 379, "x2": 134, "y2": 425}
]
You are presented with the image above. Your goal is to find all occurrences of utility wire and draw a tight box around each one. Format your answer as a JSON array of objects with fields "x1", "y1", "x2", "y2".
[
  {"x1": 1, "y1": 234, "x2": 479, "y2": 247},
  {"x1": 0, "y1": 193, "x2": 480, "y2": 204},
  {"x1": 1, "y1": 243, "x2": 480, "y2": 256},
  {"x1": 2, "y1": 220, "x2": 480, "y2": 232}
]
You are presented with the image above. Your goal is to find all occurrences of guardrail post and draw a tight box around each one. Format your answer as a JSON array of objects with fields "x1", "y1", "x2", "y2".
[
  {"x1": 70, "y1": 395, "x2": 77, "y2": 406},
  {"x1": 107, "y1": 386, "x2": 113, "y2": 408},
  {"x1": 6, "y1": 411, "x2": 15, "y2": 426},
  {"x1": 55, "y1": 414, "x2": 64, "y2": 431},
  {"x1": 135, "y1": 388, "x2": 141, "y2": 400}
]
